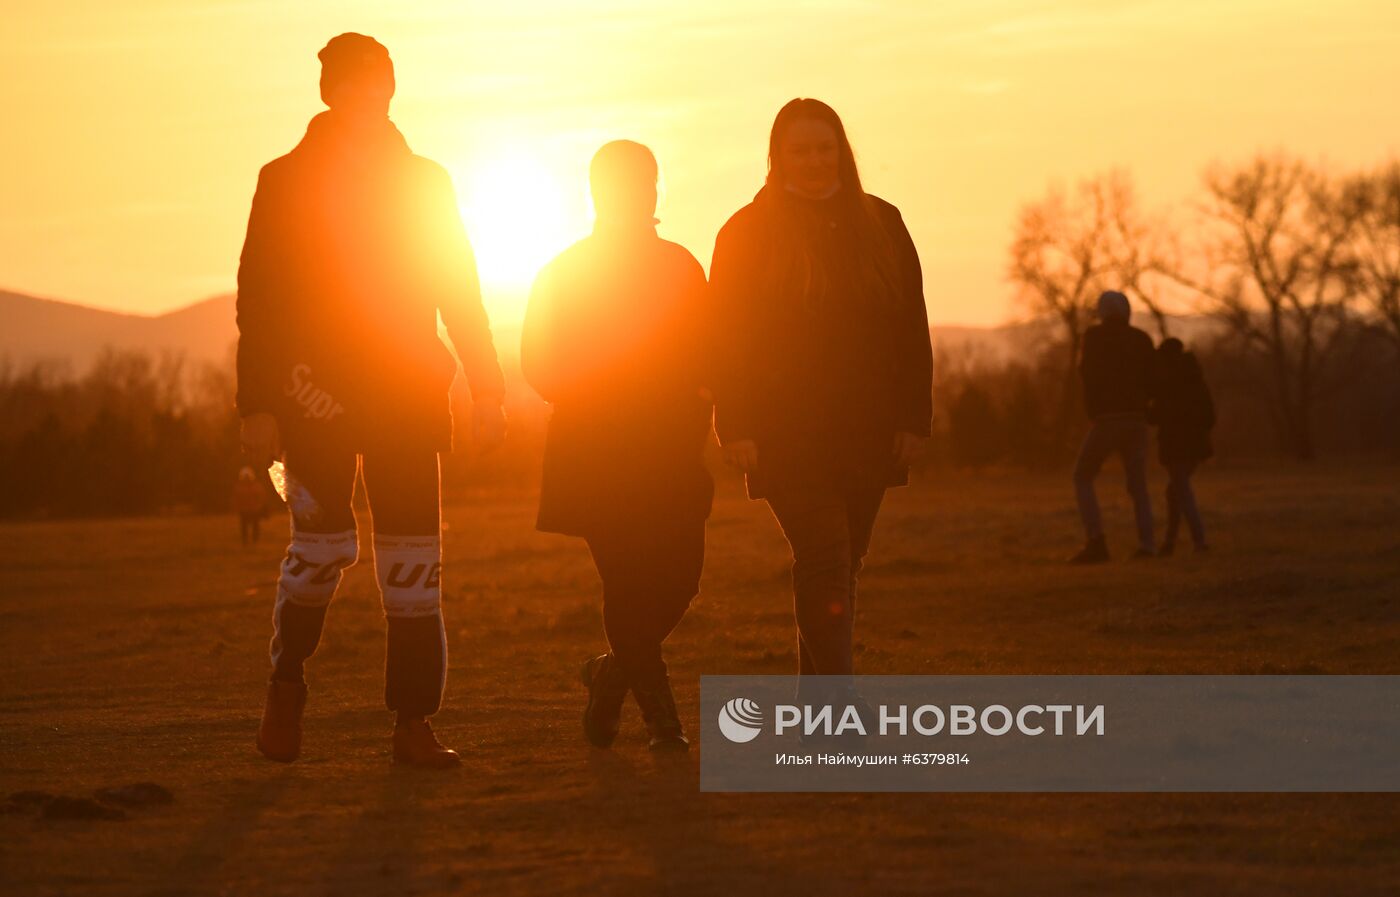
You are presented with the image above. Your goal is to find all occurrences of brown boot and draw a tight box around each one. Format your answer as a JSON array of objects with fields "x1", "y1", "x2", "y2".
[
  {"x1": 392, "y1": 717, "x2": 461, "y2": 769},
  {"x1": 256, "y1": 679, "x2": 307, "y2": 762}
]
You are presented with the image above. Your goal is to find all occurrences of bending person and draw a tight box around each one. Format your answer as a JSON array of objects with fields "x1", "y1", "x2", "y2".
[
  {"x1": 521, "y1": 141, "x2": 712, "y2": 751},
  {"x1": 709, "y1": 98, "x2": 932, "y2": 693},
  {"x1": 237, "y1": 34, "x2": 507, "y2": 767}
]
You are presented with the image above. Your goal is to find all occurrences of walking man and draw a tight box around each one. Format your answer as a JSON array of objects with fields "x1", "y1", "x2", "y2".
[
  {"x1": 1069, "y1": 290, "x2": 1156, "y2": 563},
  {"x1": 237, "y1": 34, "x2": 506, "y2": 766}
]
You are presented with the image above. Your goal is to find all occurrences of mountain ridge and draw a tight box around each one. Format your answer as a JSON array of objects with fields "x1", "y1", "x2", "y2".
[
  {"x1": 0, "y1": 289, "x2": 238, "y2": 374},
  {"x1": 0, "y1": 288, "x2": 1110, "y2": 376}
]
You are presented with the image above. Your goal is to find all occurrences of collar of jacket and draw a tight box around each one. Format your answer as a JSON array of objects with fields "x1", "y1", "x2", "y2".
[
  {"x1": 293, "y1": 110, "x2": 411, "y2": 159},
  {"x1": 784, "y1": 180, "x2": 841, "y2": 200},
  {"x1": 754, "y1": 183, "x2": 852, "y2": 228},
  {"x1": 754, "y1": 181, "x2": 846, "y2": 204}
]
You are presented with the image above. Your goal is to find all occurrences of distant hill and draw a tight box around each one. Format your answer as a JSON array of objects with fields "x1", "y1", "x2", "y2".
[
  {"x1": 0, "y1": 290, "x2": 237, "y2": 374},
  {"x1": 3, "y1": 287, "x2": 1217, "y2": 378}
]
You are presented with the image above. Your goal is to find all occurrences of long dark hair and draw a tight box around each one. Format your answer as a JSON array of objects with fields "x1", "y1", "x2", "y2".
[{"x1": 764, "y1": 98, "x2": 901, "y2": 309}]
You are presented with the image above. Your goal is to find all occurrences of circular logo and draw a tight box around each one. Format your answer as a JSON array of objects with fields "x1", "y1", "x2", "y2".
[{"x1": 718, "y1": 697, "x2": 764, "y2": 743}]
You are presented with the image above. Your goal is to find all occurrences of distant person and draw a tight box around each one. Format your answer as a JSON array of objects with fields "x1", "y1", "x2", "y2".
[
  {"x1": 1069, "y1": 290, "x2": 1156, "y2": 564},
  {"x1": 1150, "y1": 338, "x2": 1215, "y2": 555},
  {"x1": 521, "y1": 141, "x2": 711, "y2": 752},
  {"x1": 232, "y1": 466, "x2": 267, "y2": 545},
  {"x1": 236, "y1": 34, "x2": 507, "y2": 767},
  {"x1": 709, "y1": 98, "x2": 932, "y2": 694}
]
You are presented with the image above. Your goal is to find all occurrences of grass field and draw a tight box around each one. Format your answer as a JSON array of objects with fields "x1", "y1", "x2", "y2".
[{"x1": 2, "y1": 461, "x2": 1399, "y2": 895}]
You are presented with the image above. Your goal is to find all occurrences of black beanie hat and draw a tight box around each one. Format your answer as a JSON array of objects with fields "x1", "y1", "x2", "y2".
[{"x1": 318, "y1": 33, "x2": 395, "y2": 107}]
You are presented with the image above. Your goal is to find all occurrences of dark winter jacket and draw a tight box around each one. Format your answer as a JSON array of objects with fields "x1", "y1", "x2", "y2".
[
  {"x1": 1150, "y1": 352, "x2": 1215, "y2": 465},
  {"x1": 521, "y1": 221, "x2": 713, "y2": 537},
  {"x1": 232, "y1": 478, "x2": 266, "y2": 515},
  {"x1": 235, "y1": 111, "x2": 505, "y2": 453},
  {"x1": 708, "y1": 186, "x2": 933, "y2": 499},
  {"x1": 1079, "y1": 320, "x2": 1156, "y2": 419}
]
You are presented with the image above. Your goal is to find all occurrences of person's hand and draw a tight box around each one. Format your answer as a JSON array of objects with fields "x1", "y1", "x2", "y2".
[
  {"x1": 723, "y1": 438, "x2": 759, "y2": 473},
  {"x1": 893, "y1": 431, "x2": 926, "y2": 467},
  {"x1": 240, "y1": 413, "x2": 282, "y2": 468},
  {"x1": 473, "y1": 402, "x2": 507, "y2": 453}
]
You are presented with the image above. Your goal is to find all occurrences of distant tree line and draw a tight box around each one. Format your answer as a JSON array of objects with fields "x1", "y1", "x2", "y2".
[
  {"x1": 2, "y1": 152, "x2": 1396, "y2": 518},
  {"x1": 0, "y1": 348, "x2": 546, "y2": 519},
  {"x1": 0, "y1": 345, "x2": 559, "y2": 519},
  {"x1": 0, "y1": 351, "x2": 243, "y2": 518},
  {"x1": 926, "y1": 321, "x2": 1398, "y2": 470}
]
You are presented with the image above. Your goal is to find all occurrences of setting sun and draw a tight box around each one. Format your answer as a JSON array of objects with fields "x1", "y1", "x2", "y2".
[
  {"x1": 5, "y1": 2, "x2": 1398, "y2": 330},
  {"x1": 458, "y1": 152, "x2": 580, "y2": 314}
]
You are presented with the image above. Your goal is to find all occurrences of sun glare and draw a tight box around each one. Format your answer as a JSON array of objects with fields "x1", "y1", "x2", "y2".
[{"x1": 458, "y1": 154, "x2": 577, "y2": 319}]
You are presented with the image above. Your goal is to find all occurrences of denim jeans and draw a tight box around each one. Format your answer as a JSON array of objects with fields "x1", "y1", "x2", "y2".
[
  {"x1": 1073, "y1": 414, "x2": 1154, "y2": 552},
  {"x1": 767, "y1": 477, "x2": 886, "y2": 677},
  {"x1": 1164, "y1": 460, "x2": 1206, "y2": 548}
]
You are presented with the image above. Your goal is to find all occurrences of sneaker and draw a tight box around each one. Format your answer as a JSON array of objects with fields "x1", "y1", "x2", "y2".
[
  {"x1": 256, "y1": 679, "x2": 307, "y2": 763},
  {"x1": 1131, "y1": 546, "x2": 1156, "y2": 560}
]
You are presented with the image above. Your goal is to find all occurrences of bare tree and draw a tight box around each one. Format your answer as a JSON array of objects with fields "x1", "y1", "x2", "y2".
[
  {"x1": 1104, "y1": 187, "x2": 1183, "y2": 339},
  {"x1": 1008, "y1": 171, "x2": 1169, "y2": 446},
  {"x1": 1348, "y1": 162, "x2": 1400, "y2": 368},
  {"x1": 1176, "y1": 155, "x2": 1360, "y2": 460}
]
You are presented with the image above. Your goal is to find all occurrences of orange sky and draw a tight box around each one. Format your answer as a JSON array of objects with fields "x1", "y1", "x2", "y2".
[{"x1": 4, "y1": 1, "x2": 1399, "y2": 326}]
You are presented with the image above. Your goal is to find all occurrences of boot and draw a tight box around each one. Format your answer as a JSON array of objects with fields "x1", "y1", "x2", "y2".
[
  {"x1": 392, "y1": 716, "x2": 461, "y2": 769},
  {"x1": 580, "y1": 653, "x2": 629, "y2": 748},
  {"x1": 1068, "y1": 535, "x2": 1109, "y2": 565},
  {"x1": 256, "y1": 679, "x2": 307, "y2": 763},
  {"x1": 631, "y1": 671, "x2": 689, "y2": 752}
]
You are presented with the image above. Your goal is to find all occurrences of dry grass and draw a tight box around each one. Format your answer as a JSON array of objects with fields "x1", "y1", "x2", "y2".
[{"x1": 2, "y1": 461, "x2": 1398, "y2": 895}]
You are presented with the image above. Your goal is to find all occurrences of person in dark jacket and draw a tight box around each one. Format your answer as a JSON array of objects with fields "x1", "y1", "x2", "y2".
[
  {"x1": 1069, "y1": 290, "x2": 1157, "y2": 563},
  {"x1": 709, "y1": 99, "x2": 932, "y2": 692},
  {"x1": 237, "y1": 34, "x2": 507, "y2": 768},
  {"x1": 1150, "y1": 338, "x2": 1214, "y2": 554},
  {"x1": 522, "y1": 141, "x2": 711, "y2": 752},
  {"x1": 232, "y1": 466, "x2": 268, "y2": 545}
]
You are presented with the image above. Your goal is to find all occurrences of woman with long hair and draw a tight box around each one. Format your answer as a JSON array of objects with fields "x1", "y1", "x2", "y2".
[{"x1": 709, "y1": 98, "x2": 932, "y2": 694}]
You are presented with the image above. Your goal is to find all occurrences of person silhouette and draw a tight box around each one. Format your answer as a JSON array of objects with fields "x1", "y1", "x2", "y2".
[
  {"x1": 236, "y1": 33, "x2": 507, "y2": 767},
  {"x1": 708, "y1": 98, "x2": 932, "y2": 696},
  {"x1": 1150, "y1": 337, "x2": 1215, "y2": 554},
  {"x1": 1069, "y1": 290, "x2": 1156, "y2": 563},
  {"x1": 232, "y1": 466, "x2": 267, "y2": 545},
  {"x1": 521, "y1": 141, "x2": 712, "y2": 751}
]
